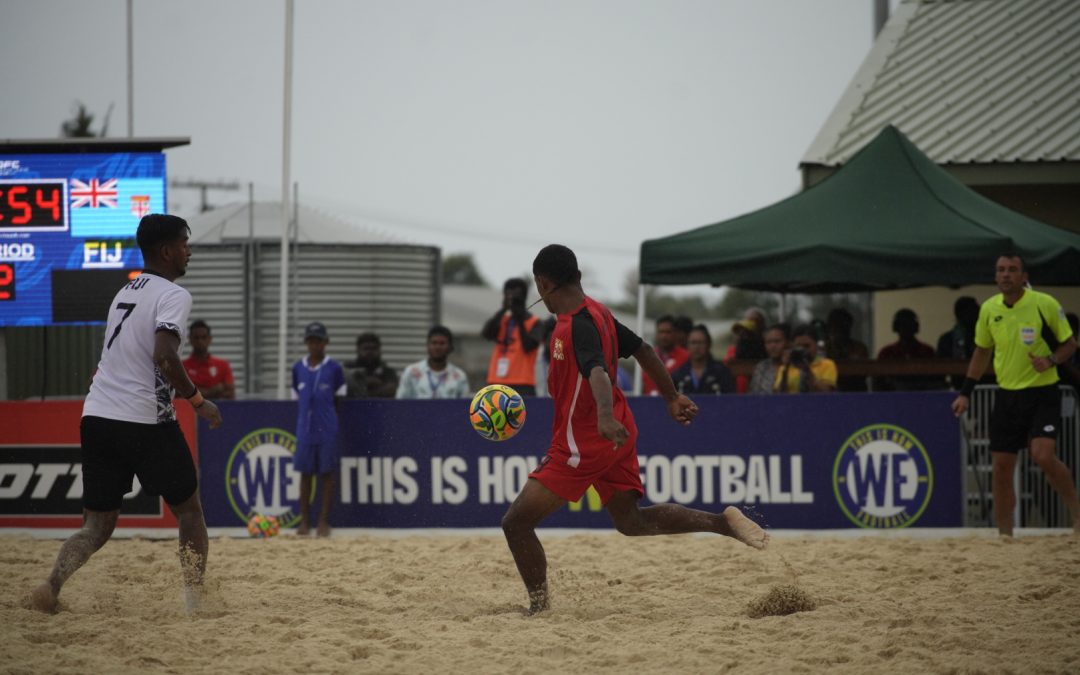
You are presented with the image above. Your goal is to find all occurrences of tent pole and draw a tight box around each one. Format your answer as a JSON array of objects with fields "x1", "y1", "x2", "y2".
[
  {"x1": 634, "y1": 283, "x2": 645, "y2": 395},
  {"x1": 276, "y1": 0, "x2": 294, "y2": 399}
]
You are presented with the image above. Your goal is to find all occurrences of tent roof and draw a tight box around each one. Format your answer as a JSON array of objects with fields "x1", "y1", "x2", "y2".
[
  {"x1": 187, "y1": 201, "x2": 406, "y2": 245},
  {"x1": 640, "y1": 125, "x2": 1080, "y2": 292}
]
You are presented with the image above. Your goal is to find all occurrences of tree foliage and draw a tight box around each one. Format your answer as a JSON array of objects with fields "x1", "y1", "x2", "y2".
[
  {"x1": 442, "y1": 253, "x2": 489, "y2": 286},
  {"x1": 61, "y1": 101, "x2": 113, "y2": 138}
]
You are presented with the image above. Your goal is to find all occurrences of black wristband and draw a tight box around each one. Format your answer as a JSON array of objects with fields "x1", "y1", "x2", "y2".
[{"x1": 959, "y1": 377, "x2": 977, "y2": 398}]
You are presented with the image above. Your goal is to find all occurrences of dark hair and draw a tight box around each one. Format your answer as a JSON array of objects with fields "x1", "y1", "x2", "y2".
[
  {"x1": 792, "y1": 323, "x2": 816, "y2": 340},
  {"x1": 532, "y1": 244, "x2": 580, "y2": 285},
  {"x1": 674, "y1": 315, "x2": 694, "y2": 335},
  {"x1": 892, "y1": 308, "x2": 919, "y2": 331},
  {"x1": 428, "y1": 324, "x2": 453, "y2": 346},
  {"x1": 356, "y1": 332, "x2": 381, "y2": 348},
  {"x1": 827, "y1": 308, "x2": 853, "y2": 330},
  {"x1": 504, "y1": 277, "x2": 528, "y2": 294},
  {"x1": 655, "y1": 314, "x2": 676, "y2": 329},
  {"x1": 954, "y1": 296, "x2": 979, "y2": 318},
  {"x1": 136, "y1": 214, "x2": 189, "y2": 259},
  {"x1": 189, "y1": 319, "x2": 211, "y2": 335},
  {"x1": 689, "y1": 323, "x2": 711, "y2": 347},
  {"x1": 766, "y1": 323, "x2": 792, "y2": 341},
  {"x1": 998, "y1": 252, "x2": 1026, "y2": 272}
]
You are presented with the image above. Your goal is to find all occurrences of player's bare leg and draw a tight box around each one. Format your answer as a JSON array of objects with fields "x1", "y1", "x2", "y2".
[
  {"x1": 168, "y1": 491, "x2": 208, "y2": 612},
  {"x1": 991, "y1": 451, "x2": 1018, "y2": 536},
  {"x1": 606, "y1": 491, "x2": 769, "y2": 550},
  {"x1": 501, "y1": 478, "x2": 568, "y2": 615},
  {"x1": 297, "y1": 473, "x2": 313, "y2": 536},
  {"x1": 1030, "y1": 438, "x2": 1080, "y2": 533},
  {"x1": 316, "y1": 472, "x2": 335, "y2": 537},
  {"x1": 30, "y1": 509, "x2": 118, "y2": 613}
]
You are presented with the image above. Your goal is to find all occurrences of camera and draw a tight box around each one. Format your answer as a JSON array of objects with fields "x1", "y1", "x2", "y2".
[{"x1": 789, "y1": 347, "x2": 810, "y2": 366}]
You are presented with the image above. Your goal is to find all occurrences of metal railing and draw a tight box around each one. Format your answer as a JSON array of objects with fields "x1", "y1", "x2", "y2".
[{"x1": 961, "y1": 384, "x2": 1080, "y2": 527}]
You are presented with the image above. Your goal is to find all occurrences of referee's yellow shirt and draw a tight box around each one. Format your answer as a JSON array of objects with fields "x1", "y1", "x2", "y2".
[{"x1": 974, "y1": 289, "x2": 1074, "y2": 390}]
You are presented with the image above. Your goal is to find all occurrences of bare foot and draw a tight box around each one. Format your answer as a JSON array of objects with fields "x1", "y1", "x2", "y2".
[
  {"x1": 296, "y1": 523, "x2": 311, "y2": 536},
  {"x1": 29, "y1": 583, "x2": 58, "y2": 614},
  {"x1": 525, "y1": 583, "x2": 550, "y2": 616},
  {"x1": 723, "y1": 506, "x2": 770, "y2": 550},
  {"x1": 316, "y1": 523, "x2": 331, "y2": 538}
]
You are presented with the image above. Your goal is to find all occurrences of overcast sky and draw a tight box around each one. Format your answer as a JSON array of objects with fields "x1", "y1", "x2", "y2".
[{"x1": 1, "y1": 0, "x2": 885, "y2": 300}]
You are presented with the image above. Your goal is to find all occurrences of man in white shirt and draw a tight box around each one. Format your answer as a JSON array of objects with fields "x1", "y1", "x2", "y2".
[
  {"x1": 30, "y1": 214, "x2": 223, "y2": 614},
  {"x1": 396, "y1": 326, "x2": 471, "y2": 399}
]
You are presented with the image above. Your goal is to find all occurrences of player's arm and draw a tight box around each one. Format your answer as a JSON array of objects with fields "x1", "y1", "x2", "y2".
[
  {"x1": 155, "y1": 331, "x2": 222, "y2": 428},
  {"x1": 632, "y1": 341, "x2": 698, "y2": 425},
  {"x1": 586, "y1": 366, "x2": 629, "y2": 447},
  {"x1": 951, "y1": 346, "x2": 993, "y2": 416}
]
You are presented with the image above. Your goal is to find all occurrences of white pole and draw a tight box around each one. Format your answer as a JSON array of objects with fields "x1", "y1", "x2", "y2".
[
  {"x1": 126, "y1": 0, "x2": 133, "y2": 137},
  {"x1": 634, "y1": 283, "x2": 646, "y2": 395},
  {"x1": 276, "y1": 0, "x2": 295, "y2": 399}
]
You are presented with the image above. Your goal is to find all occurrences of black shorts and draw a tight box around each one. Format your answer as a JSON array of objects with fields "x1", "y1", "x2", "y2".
[
  {"x1": 989, "y1": 385, "x2": 1062, "y2": 454},
  {"x1": 80, "y1": 416, "x2": 198, "y2": 512}
]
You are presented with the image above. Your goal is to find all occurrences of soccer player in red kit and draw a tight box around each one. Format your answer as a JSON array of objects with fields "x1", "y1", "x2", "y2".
[{"x1": 502, "y1": 244, "x2": 769, "y2": 615}]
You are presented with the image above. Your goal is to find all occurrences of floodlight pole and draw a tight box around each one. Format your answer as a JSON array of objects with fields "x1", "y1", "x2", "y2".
[{"x1": 276, "y1": 0, "x2": 295, "y2": 399}]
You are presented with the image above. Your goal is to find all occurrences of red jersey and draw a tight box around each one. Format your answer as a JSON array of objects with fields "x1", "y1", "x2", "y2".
[
  {"x1": 546, "y1": 296, "x2": 637, "y2": 469},
  {"x1": 183, "y1": 354, "x2": 234, "y2": 391}
]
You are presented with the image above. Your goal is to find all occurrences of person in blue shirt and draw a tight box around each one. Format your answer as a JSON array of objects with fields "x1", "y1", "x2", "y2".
[{"x1": 292, "y1": 321, "x2": 346, "y2": 537}]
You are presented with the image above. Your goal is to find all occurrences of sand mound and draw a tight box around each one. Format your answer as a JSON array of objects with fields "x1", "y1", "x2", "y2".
[{"x1": 746, "y1": 583, "x2": 817, "y2": 618}]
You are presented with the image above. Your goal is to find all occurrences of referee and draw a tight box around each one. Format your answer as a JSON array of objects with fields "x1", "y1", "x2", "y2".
[{"x1": 951, "y1": 254, "x2": 1079, "y2": 536}]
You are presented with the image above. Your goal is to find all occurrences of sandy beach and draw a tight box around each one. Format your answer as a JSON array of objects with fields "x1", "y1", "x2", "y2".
[{"x1": 2, "y1": 531, "x2": 1078, "y2": 674}]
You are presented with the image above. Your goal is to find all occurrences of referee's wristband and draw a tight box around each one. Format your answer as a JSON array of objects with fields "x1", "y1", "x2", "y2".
[
  {"x1": 187, "y1": 389, "x2": 205, "y2": 408},
  {"x1": 959, "y1": 377, "x2": 977, "y2": 398}
]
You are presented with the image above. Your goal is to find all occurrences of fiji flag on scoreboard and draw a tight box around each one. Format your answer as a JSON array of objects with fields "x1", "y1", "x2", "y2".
[{"x1": 70, "y1": 178, "x2": 166, "y2": 238}]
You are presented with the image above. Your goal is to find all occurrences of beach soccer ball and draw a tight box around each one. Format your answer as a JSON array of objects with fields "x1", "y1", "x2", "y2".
[
  {"x1": 247, "y1": 513, "x2": 280, "y2": 538},
  {"x1": 469, "y1": 384, "x2": 526, "y2": 441}
]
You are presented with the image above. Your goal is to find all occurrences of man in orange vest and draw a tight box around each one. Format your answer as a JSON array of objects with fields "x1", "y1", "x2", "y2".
[{"x1": 483, "y1": 278, "x2": 546, "y2": 396}]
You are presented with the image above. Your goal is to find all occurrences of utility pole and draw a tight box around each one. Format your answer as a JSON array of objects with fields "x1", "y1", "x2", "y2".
[{"x1": 169, "y1": 178, "x2": 241, "y2": 212}]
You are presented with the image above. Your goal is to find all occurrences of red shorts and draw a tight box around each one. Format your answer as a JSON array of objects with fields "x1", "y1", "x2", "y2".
[{"x1": 529, "y1": 442, "x2": 644, "y2": 505}]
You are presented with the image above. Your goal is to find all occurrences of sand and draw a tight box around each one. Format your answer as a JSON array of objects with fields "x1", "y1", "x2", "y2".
[{"x1": 2, "y1": 531, "x2": 1079, "y2": 674}]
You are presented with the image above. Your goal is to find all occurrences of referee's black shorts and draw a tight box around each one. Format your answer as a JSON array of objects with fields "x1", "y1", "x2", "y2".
[
  {"x1": 80, "y1": 416, "x2": 198, "y2": 512},
  {"x1": 989, "y1": 385, "x2": 1062, "y2": 454}
]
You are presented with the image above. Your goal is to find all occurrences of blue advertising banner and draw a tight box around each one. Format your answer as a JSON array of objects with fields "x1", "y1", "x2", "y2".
[{"x1": 198, "y1": 393, "x2": 962, "y2": 530}]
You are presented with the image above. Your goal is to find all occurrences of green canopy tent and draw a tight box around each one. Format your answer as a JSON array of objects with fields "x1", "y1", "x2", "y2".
[{"x1": 639, "y1": 125, "x2": 1080, "y2": 293}]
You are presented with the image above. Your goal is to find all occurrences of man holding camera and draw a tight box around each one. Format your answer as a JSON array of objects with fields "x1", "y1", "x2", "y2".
[
  {"x1": 482, "y1": 277, "x2": 546, "y2": 396},
  {"x1": 774, "y1": 323, "x2": 837, "y2": 393}
]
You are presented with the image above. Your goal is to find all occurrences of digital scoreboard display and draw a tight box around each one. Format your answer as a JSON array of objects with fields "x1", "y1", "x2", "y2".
[{"x1": 0, "y1": 152, "x2": 167, "y2": 325}]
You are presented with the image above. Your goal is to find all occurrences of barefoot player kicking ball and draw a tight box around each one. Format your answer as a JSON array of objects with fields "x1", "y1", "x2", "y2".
[
  {"x1": 29, "y1": 214, "x2": 223, "y2": 614},
  {"x1": 502, "y1": 244, "x2": 769, "y2": 615}
]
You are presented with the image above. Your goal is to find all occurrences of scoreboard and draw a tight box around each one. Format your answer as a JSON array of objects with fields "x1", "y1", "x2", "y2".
[{"x1": 0, "y1": 151, "x2": 168, "y2": 325}]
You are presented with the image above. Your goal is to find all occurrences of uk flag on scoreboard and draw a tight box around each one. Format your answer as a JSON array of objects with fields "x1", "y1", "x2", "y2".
[{"x1": 70, "y1": 178, "x2": 119, "y2": 209}]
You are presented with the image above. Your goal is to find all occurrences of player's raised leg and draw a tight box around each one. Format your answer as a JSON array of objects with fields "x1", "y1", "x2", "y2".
[
  {"x1": 30, "y1": 509, "x2": 119, "y2": 613},
  {"x1": 501, "y1": 478, "x2": 568, "y2": 614},
  {"x1": 605, "y1": 490, "x2": 769, "y2": 549}
]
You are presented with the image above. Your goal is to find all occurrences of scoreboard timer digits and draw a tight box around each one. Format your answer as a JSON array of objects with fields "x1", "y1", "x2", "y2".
[
  {"x1": 0, "y1": 263, "x2": 13, "y2": 301},
  {"x1": 0, "y1": 180, "x2": 67, "y2": 229}
]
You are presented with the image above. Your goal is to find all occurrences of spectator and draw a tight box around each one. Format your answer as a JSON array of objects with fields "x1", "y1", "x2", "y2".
[
  {"x1": 671, "y1": 325, "x2": 735, "y2": 395},
  {"x1": 642, "y1": 314, "x2": 689, "y2": 395},
  {"x1": 749, "y1": 323, "x2": 791, "y2": 394},
  {"x1": 725, "y1": 319, "x2": 766, "y2": 393},
  {"x1": 672, "y1": 315, "x2": 694, "y2": 349},
  {"x1": 396, "y1": 326, "x2": 471, "y2": 399},
  {"x1": 482, "y1": 278, "x2": 546, "y2": 396},
  {"x1": 183, "y1": 319, "x2": 235, "y2": 399},
  {"x1": 774, "y1": 323, "x2": 837, "y2": 393},
  {"x1": 877, "y1": 308, "x2": 943, "y2": 391},
  {"x1": 743, "y1": 307, "x2": 767, "y2": 334},
  {"x1": 345, "y1": 332, "x2": 398, "y2": 398},
  {"x1": 291, "y1": 322, "x2": 346, "y2": 537},
  {"x1": 824, "y1": 308, "x2": 869, "y2": 392},
  {"x1": 937, "y1": 296, "x2": 983, "y2": 389}
]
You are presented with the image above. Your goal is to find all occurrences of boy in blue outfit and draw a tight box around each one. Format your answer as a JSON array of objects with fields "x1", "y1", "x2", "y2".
[{"x1": 291, "y1": 321, "x2": 346, "y2": 536}]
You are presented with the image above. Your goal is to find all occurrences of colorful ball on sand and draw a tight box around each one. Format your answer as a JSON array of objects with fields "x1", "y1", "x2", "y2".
[
  {"x1": 469, "y1": 384, "x2": 527, "y2": 441},
  {"x1": 247, "y1": 513, "x2": 280, "y2": 538}
]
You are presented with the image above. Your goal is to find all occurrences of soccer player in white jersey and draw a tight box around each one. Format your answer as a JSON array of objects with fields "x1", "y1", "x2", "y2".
[{"x1": 29, "y1": 214, "x2": 223, "y2": 614}]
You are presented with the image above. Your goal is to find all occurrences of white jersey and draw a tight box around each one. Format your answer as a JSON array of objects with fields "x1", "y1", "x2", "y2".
[
  {"x1": 395, "y1": 359, "x2": 471, "y2": 399},
  {"x1": 83, "y1": 273, "x2": 192, "y2": 424}
]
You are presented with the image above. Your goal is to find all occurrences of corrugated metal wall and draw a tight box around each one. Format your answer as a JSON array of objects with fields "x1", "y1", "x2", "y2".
[
  {"x1": 3, "y1": 325, "x2": 104, "y2": 400},
  {"x1": 179, "y1": 242, "x2": 440, "y2": 397}
]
